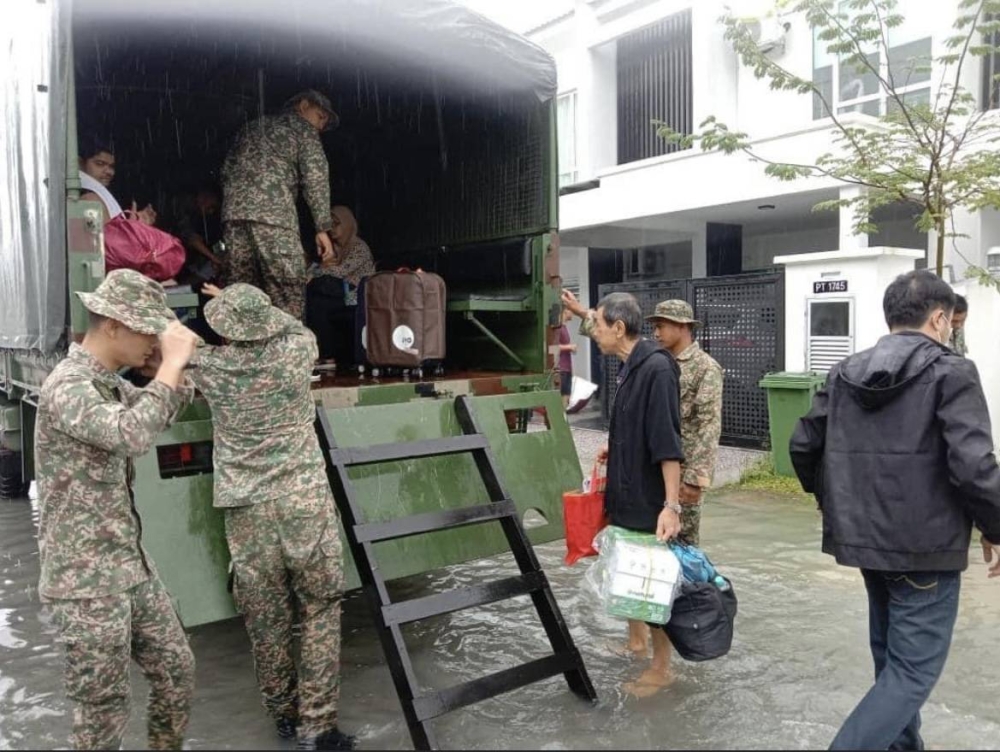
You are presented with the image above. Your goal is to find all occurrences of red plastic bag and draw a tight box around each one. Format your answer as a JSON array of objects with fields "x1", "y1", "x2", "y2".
[
  {"x1": 103, "y1": 212, "x2": 185, "y2": 282},
  {"x1": 562, "y1": 460, "x2": 609, "y2": 565}
]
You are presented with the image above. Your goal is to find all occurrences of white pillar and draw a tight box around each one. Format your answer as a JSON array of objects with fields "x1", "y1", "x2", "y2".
[{"x1": 839, "y1": 186, "x2": 869, "y2": 251}]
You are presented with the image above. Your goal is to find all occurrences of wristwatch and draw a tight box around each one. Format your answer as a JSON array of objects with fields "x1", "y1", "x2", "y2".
[{"x1": 662, "y1": 501, "x2": 682, "y2": 515}]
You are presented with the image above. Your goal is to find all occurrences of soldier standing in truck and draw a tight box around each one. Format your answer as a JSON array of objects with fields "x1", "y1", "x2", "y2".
[{"x1": 221, "y1": 90, "x2": 339, "y2": 319}]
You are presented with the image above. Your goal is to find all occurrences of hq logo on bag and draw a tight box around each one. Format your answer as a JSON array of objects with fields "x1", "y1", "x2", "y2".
[{"x1": 392, "y1": 325, "x2": 418, "y2": 355}]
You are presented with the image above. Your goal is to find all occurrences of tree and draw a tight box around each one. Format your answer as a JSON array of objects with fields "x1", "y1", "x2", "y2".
[{"x1": 658, "y1": 0, "x2": 1000, "y2": 282}]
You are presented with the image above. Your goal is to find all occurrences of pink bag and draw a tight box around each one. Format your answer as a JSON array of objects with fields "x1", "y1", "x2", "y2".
[{"x1": 103, "y1": 212, "x2": 185, "y2": 282}]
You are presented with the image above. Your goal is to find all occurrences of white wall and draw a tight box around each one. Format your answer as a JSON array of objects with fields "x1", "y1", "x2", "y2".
[
  {"x1": 776, "y1": 248, "x2": 924, "y2": 372},
  {"x1": 964, "y1": 281, "x2": 1000, "y2": 446},
  {"x1": 561, "y1": 121, "x2": 853, "y2": 231},
  {"x1": 735, "y1": 11, "x2": 814, "y2": 138},
  {"x1": 693, "y1": 1, "x2": 738, "y2": 130}
]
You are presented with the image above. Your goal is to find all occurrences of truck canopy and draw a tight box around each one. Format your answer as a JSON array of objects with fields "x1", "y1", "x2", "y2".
[{"x1": 0, "y1": 0, "x2": 557, "y2": 352}]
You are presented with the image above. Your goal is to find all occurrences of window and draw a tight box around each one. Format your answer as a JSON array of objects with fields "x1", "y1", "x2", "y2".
[
  {"x1": 807, "y1": 299, "x2": 854, "y2": 371},
  {"x1": 557, "y1": 91, "x2": 578, "y2": 188},
  {"x1": 813, "y1": 0, "x2": 933, "y2": 120},
  {"x1": 616, "y1": 11, "x2": 693, "y2": 164}
]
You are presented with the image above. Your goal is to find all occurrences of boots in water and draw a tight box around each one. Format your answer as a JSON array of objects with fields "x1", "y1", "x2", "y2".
[{"x1": 297, "y1": 727, "x2": 356, "y2": 750}]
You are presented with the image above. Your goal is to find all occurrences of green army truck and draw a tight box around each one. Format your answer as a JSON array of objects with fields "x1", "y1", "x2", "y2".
[{"x1": 0, "y1": 0, "x2": 581, "y2": 627}]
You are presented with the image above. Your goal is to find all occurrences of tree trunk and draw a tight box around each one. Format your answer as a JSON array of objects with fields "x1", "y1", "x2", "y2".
[{"x1": 936, "y1": 222, "x2": 945, "y2": 277}]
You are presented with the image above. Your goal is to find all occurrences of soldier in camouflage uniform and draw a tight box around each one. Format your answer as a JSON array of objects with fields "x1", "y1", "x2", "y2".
[
  {"x1": 189, "y1": 284, "x2": 352, "y2": 751},
  {"x1": 221, "y1": 90, "x2": 339, "y2": 320},
  {"x1": 949, "y1": 293, "x2": 968, "y2": 356},
  {"x1": 35, "y1": 270, "x2": 200, "y2": 750}
]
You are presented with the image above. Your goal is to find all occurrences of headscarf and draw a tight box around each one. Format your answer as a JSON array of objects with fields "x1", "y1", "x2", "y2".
[
  {"x1": 310, "y1": 205, "x2": 375, "y2": 294},
  {"x1": 331, "y1": 205, "x2": 358, "y2": 255}
]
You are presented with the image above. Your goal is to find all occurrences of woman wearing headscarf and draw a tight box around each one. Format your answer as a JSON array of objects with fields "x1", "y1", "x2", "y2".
[{"x1": 306, "y1": 205, "x2": 376, "y2": 364}]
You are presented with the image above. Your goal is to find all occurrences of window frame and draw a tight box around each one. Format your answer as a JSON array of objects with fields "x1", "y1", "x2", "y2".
[
  {"x1": 813, "y1": 2, "x2": 932, "y2": 120},
  {"x1": 556, "y1": 89, "x2": 579, "y2": 188}
]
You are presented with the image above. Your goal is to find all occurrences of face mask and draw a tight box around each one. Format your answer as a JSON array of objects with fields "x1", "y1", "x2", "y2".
[{"x1": 937, "y1": 313, "x2": 952, "y2": 345}]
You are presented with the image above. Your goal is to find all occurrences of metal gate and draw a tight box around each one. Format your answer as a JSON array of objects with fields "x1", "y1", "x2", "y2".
[{"x1": 597, "y1": 270, "x2": 784, "y2": 448}]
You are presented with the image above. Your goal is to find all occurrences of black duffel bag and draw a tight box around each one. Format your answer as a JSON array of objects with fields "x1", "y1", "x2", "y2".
[{"x1": 662, "y1": 577, "x2": 738, "y2": 662}]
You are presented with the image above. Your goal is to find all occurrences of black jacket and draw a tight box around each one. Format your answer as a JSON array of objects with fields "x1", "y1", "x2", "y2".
[
  {"x1": 606, "y1": 339, "x2": 684, "y2": 533},
  {"x1": 790, "y1": 331, "x2": 1000, "y2": 572}
]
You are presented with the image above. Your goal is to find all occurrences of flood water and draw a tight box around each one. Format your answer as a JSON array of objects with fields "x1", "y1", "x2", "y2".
[{"x1": 2, "y1": 488, "x2": 999, "y2": 750}]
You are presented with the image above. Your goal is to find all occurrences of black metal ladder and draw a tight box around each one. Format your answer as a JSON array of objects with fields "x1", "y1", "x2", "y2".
[{"x1": 315, "y1": 395, "x2": 596, "y2": 750}]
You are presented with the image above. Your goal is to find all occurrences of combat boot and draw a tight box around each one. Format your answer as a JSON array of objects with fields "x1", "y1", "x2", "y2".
[
  {"x1": 296, "y1": 727, "x2": 356, "y2": 750},
  {"x1": 276, "y1": 715, "x2": 298, "y2": 740}
]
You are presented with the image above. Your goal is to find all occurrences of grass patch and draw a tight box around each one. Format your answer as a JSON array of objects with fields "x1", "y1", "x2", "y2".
[{"x1": 733, "y1": 457, "x2": 810, "y2": 496}]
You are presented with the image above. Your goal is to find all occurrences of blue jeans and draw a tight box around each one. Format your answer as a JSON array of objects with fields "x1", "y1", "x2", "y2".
[{"x1": 830, "y1": 569, "x2": 961, "y2": 751}]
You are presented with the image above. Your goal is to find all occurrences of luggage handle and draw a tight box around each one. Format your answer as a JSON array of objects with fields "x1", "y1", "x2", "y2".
[{"x1": 395, "y1": 266, "x2": 424, "y2": 274}]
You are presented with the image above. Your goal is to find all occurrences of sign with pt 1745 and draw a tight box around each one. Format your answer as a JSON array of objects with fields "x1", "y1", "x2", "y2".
[{"x1": 813, "y1": 280, "x2": 848, "y2": 293}]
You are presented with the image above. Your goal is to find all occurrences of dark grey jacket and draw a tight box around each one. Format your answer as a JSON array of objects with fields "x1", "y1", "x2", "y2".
[{"x1": 790, "y1": 331, "x2": 1000, "y2": 572}]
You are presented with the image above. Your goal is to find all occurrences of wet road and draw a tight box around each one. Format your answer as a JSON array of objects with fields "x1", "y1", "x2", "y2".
[{"x1": 2, "y1": 489, "x2": 999, "y2": 750}]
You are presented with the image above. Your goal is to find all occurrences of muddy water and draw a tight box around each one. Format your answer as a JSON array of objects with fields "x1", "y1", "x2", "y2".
[{"x1": 2, "y1": 490, "x2": 999, "y2": 750}]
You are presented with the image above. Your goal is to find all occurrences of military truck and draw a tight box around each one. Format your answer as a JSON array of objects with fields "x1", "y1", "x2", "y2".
[{"x1": 0, "y1": 0, "x2": 581, "y2": 627}]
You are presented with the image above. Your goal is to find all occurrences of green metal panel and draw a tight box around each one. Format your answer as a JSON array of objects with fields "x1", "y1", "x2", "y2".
[
  {"x1": 66, "y1": 198, "x2": 105, "y2": 339},
  {"x1": 134, "y1": 389, "x2": 580, "y2": 627},
  {"x1": 132, "y1": 414, "x2": 233, "y2": 627}
]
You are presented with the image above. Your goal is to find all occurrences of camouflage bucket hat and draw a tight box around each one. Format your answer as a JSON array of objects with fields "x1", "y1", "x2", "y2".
[
  {"x1": 204, "y1": 284, "x2": 291, "y2": 342},
  {"x1": 76, "y1": 269, "x2": 177, "y2": 335},
  {"x1": 645, "y1": 299, "x2": 701, "y2": 327},
  {"x1": 284, "y1": 89, "x2": 340, "y2": 131}
]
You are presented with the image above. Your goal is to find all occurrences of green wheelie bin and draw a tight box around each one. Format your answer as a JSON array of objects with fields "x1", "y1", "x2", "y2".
[{"x1": 758, "y1": 372, "x2": 828, "y2": 477}]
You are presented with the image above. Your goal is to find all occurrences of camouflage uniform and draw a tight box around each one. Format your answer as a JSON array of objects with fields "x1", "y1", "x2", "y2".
[
  {"x1": 581, "y1": 300, "x2": 724, "y2": 544},
  {"x1": 949, "y1": 326, "x2": 968, "y2": 357},
  {"x1": 35, "y1": 270, "x2": 196, "y2": 750},
  {"x1": 221, "y1": 93, "x2": 336, "y2": 320},
  {"x1": 672, "y1": 340, "x2": 723, "y2": 545},
  {"x1": 189, "y1": 284, "x2": 344, "y2": 740}
]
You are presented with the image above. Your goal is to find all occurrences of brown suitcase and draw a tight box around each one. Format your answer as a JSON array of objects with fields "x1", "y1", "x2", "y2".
[{"x1": 364, "y1": 269, "x2": 446, "y2": 369}]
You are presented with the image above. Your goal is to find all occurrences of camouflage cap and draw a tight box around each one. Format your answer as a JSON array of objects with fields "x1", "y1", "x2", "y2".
[
  {"x1": 204, "y1": 283, "x2": 292, "y2": 342},
  {"x1": 76, "y1": 269, "x2": 177, "y2": 335},
  {"x1": 284, "y1": 89, "x2": 340, "y2": 131},
  {"x1": 645, "y1": 299, "x2": 701, "y2": 327}
]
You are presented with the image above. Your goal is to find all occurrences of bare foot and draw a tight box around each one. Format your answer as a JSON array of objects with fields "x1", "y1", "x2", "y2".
[
  {"x1": 623, "y1": 668, "x2": 676, "y2": 698},
  {"x1": 606, "y1": 639, "x2": 648, "y2": 659}
]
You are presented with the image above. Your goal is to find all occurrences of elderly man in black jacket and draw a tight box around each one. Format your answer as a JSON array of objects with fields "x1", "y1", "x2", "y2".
[
  {"x1": 791, "y1": 270, "x2": 1000, "y2": 751},
  {"x1": 593, "y1": 292, "x2": 684, "y2": 696}
]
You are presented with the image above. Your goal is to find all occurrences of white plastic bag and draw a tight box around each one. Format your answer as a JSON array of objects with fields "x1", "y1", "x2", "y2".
[
  {"x1": 582, "y1": 525, "x2": 682, "y2": 624},
  {"x1": 567, "y1": 376, "x2": 598, "y2": 414}
]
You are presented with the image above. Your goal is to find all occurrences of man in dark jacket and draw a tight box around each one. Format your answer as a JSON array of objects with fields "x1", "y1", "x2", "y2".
[
  {"x1": 790, "y1": 270, "x2": 1000, "y2": 750},
  {"x1": 593, "y1": 292, "x2": 684, "y2": 696}
]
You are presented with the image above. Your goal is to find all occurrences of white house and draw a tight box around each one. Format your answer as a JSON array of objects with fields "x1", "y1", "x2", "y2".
[{"x1": 525, "y1": 0, "x2": 1000, "y2": 391}]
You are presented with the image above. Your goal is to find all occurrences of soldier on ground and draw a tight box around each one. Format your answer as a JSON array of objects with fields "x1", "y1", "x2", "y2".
[
  {"x1": 189, "y1": 283, "x2": 352, "y2": 751},
  {"x1": 949, "y1": 293, "x2": 969, "y2": 356},
  {"x1": 35, "y1": 269, "x2": 200, "y2": 750},
  {"x1": 221, "y1": 90, "x2": 338, "y2": 319},
  {"x1": 561, "y1": 291, "x2": 724, "y2": 690}
]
